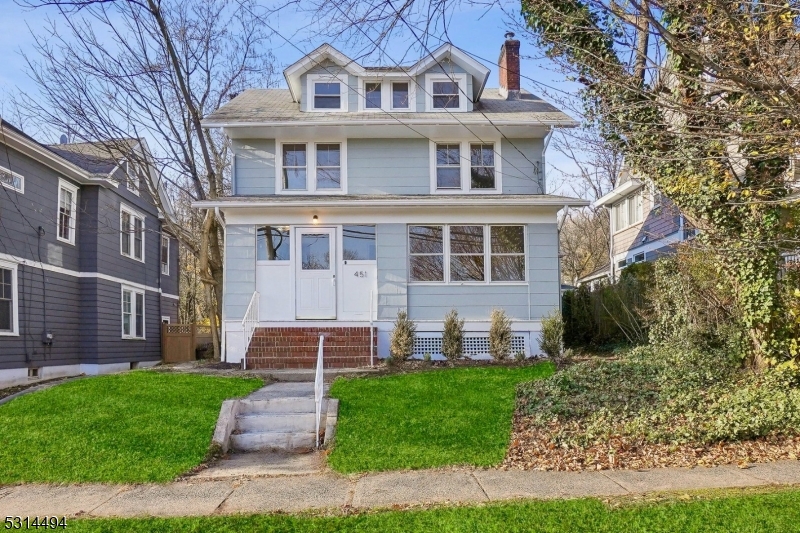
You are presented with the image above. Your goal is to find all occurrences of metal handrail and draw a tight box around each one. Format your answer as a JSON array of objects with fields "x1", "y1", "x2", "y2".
[
  {"x1": 314, "y1": 334, "x2": 324, "y2": 448},
  {"x1": 241, "y1": 291, "x2": 259, "y2": 370}
]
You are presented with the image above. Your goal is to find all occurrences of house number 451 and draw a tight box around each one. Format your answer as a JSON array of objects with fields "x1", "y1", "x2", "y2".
[{"x1": 353, "y1": 271, "x2": 368, "y2": 278}]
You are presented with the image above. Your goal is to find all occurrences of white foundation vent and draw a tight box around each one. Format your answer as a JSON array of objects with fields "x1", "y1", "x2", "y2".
[{"x1": 412, "y1": 335, "x2": 526, "y2": 357}]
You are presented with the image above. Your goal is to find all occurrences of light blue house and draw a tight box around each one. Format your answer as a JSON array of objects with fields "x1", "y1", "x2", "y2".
[{"x1": 197, "y1": 36, "x2": 587, "y2": 368}]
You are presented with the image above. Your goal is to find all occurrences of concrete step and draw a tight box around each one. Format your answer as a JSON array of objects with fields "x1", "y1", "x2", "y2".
[
  {"x1": 235, "y1": 412, "x2": 320, "y2": 433},
  {"x1": 238, "y1": 398, "x2": 326, "y2": 415},
  {"x1": 230, "y1": 430, "x2": 317, "y2": 452}
]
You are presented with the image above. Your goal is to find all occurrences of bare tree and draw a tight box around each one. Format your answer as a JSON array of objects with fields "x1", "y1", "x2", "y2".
[
  {"x1": 560, "y1": 208, "x2": 610, "y2": 285},
  {"x1": 16, "y1": 0, "x2": 277, "y2": 358}
]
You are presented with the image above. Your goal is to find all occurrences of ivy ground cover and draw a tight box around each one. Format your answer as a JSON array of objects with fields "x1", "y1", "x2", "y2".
[
  {"x1": 327, "y1": 364, "x2": 553, "y2": 473},
  {"x1": 0, "y1": 372, "x2": 262, "y2": 483}
]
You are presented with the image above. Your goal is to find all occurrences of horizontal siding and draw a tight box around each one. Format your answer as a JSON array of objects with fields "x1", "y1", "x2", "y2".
[
  {"x1": 348, "y1": 139, "x2": 430, "y2": 194},
  {"x1": 528, "y1": 224, "x2": 559, "y2": 320},
  {"x1": 502, "y1": 138, "x2": 544, "y2": 194},
  {"x1": 408, "y1": 285, "x2": 529, "y2": 321},
  {"x1": 224, "y1": 225, "x2": 256, "y2": 321},
  {"x1": 376, "y1": 224, "x2": 408, "y2": 320},
  {"x1": 234, "y1": 139, "x2": 276, "y2": 195}
]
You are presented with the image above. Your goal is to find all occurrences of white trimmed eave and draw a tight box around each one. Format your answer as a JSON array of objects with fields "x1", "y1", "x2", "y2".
[
  {"x1": 408, "y1": 44, "x2": 491, "y2": 101},
  {"x1": 1, "y1": 127, "x2": 116, "y2": 187},
  {"x1": 283, "y1": 43, "x2": 367, "y2": 103},
  {"x1": 194, "y1": 196, "x2": 588, "y2": 209},
  {"x1": 594, "y1": 179, "x2": 643, "y2": 208}
]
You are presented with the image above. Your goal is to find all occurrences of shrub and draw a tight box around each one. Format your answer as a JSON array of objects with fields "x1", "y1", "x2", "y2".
[
  {"x1": 514, "y1": 351, "x2": 526, "y2": 362},
  {"x1": 488, "y1": 309, "x2": 513, "y2": 361},
  {"x1": 389, "y1": 310, "x2": 416, "y2": 361},
  {"x1": 441, "y1": 309, "x2": 464, "y2": 361},
  {"x1": 538, "y1": 311, "x2": 564, "y2": 360}
]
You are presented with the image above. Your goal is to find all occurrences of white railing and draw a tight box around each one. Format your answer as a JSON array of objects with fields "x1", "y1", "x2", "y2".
[
  {"x1": 314, "y1": 334, "x2": 324, "y2": 448},
  {"x1": 241, "y1": 291, "x2": 259, "y2": 370}
]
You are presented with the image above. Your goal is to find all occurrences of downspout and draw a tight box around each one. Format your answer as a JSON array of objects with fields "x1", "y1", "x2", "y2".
[
  {"x1": 556, "y1": 205, "x2": 569, "y2": 314},
  {"x1": 214, "y1": 207, "x2": 227, "y2": 362},
  {"x1": 541, "y1": 126, "x2": 554, "y2": 194},
  {"x1": 609, "y1": 205, "x2": 616, "y2": 283}
]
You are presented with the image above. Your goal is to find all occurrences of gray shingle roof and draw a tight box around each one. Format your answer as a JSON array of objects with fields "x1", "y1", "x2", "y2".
[{"x1": 203, "y1": 88, "x2": 576, "y2": 126}]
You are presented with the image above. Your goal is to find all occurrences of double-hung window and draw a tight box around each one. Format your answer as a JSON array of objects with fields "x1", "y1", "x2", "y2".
[
  {"x1": 408, "y1": 225, "x2": 526, "y2": 283},
  {"x1": 121, "y1": 286, "x2": 145, "y2": 339},
  {"x1": 308, "y1": 74, "x2": 347, "y2": 111},
  {"x1": 120, "y1": 205, "x2": 145, "y2": 261},
  {"x1": 161, "y1": 235, "x2": 170, "y2": 275},
  {"x1": 613, "y1": 191, "x2": 643, "y2": 231},
  {"x1": 432, "y1": 141, "x2": 500, "y2": 192},
  {"x1": 0, "y1": 261, "x2": 18, "y2": 335},
  {"x1": 432, "y1": 81, "x2": 459, "y2": 109},
  {"x1": 279, "y1": 142, "x2": 345, "y2": 193},
  {"x1": 0, "y1": 165, "x2": 23, "y2": 193},
  {"x1": 365, "y1": 82, "x2": 382, "y2": 109},
  {"x1": 57, "y1": 179, "x2": 78, "y2": 245},
  {"x1": 426, "y1": 74, "x2": 468, "y2": 111},
  {"x1": 392, "y1": 82, "x2": 410, "y2": 109}
]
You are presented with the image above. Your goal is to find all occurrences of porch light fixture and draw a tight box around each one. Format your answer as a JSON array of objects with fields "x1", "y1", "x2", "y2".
[{"x1": 312, "y1": 215, "x2": 319, "y2": 224}]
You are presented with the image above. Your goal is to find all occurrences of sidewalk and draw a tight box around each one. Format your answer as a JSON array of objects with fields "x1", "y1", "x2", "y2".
[{"x1": 2, "y1": 460, "x2": 800, "y2": 518}]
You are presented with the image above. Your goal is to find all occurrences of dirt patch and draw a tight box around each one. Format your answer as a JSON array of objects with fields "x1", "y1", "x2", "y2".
[
  {"x1": 379, "y1": 358, "x2": 547, "y2": 375},
  {"x1": 503, "y1": 416, "x2": 800, "y2": 471},
  {"x1": 0, "y1": 376, "x2": 78, "y2": 401}
]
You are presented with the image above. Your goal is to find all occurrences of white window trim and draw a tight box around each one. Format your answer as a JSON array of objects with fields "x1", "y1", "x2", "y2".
[
  {"x1": 0, "y1": 164, "x2": 24, "y2": 194},
  {"x1": 612, "y1": 191, "x2": 644, "y2": 234},
  {"x1": 275, "y1": 140, "x2": 348, "y2": 195},
  {"x1": 306, "y1": 73, "x2": 349, "y2": 112},
  {"x1": 429, "y1": 140, "x2": 502, "y2": 194},
  {"x1": 56, "y1": 178, "x2": 79, "y2": 246},
  {"x1": 357, "y1": 77, "x2": 417, "y2": 112},
  {"x1": 121, "y1": 285, "x2": 146, "y2": 340},
  {"x1": 120, "y1": 203, "x2": 146, "y2": 263},
  {"x1": 161, "y1": 235, "x2": 170, "y2": 276},
  {"x1": 256, "y1": 225, "x2": 292, "y2": 264},
  {"x1": 125, "y1": 162, "x2": 140, "y2": 197},
  {"x1": 0, "y1": 259, "x2": 20, "y2": 336},
  {"x1": 407, "y1": 224, "x2": 527, "y2": 286},
  {"x1": 161, "y1": 315, "x2": 171, "y2": 324},
  {"x1": 425, "y1": 73, "x2": 469, "y2": 112}
]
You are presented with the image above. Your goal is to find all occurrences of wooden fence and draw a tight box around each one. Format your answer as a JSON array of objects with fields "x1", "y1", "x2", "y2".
[{"x1": 161, "y1": 324, "x2": 213, "y2": 363}]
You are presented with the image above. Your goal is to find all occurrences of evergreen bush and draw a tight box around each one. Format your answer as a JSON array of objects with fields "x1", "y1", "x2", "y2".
[
  {"x1": 389, "y1": 310, "x2": 416, "y2": 361},
  {"x1": 441, "y1": 309, "x2": 464, "y2": 361},
  {"x1": 488, "y1": 309, "x2": 513, "y2": 361}
]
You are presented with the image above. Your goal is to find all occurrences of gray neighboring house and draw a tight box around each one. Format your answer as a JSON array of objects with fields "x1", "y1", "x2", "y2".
[
  {"x1": 0, "y1": 119, "x2": 179, "y2": 388},
  {"x1": 196, "y1": 37, "x2": 587, "y2": 368}
]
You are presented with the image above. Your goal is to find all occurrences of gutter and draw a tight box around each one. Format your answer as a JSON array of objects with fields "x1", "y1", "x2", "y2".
[
  {"x1": 202, "y1": 118, "x2": 579, "y2": 129},
  {"x1": 193, "y1": 197, "x2": 590, "y2": 209}
]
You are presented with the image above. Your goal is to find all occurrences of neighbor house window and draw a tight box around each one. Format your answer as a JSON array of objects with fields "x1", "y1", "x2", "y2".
[
  {"x1": 409, "y1": 225, "x2": 444, "y2": 282},
  {"x1": 161, "y1": 235, "x2": 170, "y2": 275},
  {"x1": 470, "y1": 144, "x2": 496, "y2": 189},
  {"x1": 0, "y1": 262, "x2": 18, "y2": 335},
  {"x1": 490, "y1": 226, "x2": 525, "y2": 281},
  {"x1": 0, "y1": 165, "x2": 23, "y2": 193},
  {"x1": 121, "y1": 205, "x2": 145, "y2": 261},
  {"x1": 57, "y1": 179, "x2": 78, "y2": 245},
  {"x1": 432, "y1": 81, "x2": 460, "y2": 109},
  {"x1": 449, "y1": 225, "x2": 485, "y2": 282},
  {"x1": 613, "y1": 191, "x2": 643, "y2": 231},
  {"x1": 316, "y1": 143, "x2": 341, "y2": 189},
  {"x1": 314, "y1": 82, "x2": 341, "y2": 109},
  {"x1": 408, "y1": 225, "x2": 526, "y2": 283},
  {"x1": 343, "y1": 225, "x2": 376, "y2": 261},
  {"x1": 282, "y1": 144, "x2": 307, "y2": 190},
  {"x1": 435, "y1": 143, "x2": 461, "y2": 189},
  {"x1": 365, "y1": 82, "x2": 381, "y2": 109},
  {"x1": 257, "y1": 226, "x2": 291, "y2": 261},
  {"x1": 392, "y1": 82, "x2": 410, "y2": 109},
  {"x1": 122, "y1": 286, "x2": 145, "y2": 339}
]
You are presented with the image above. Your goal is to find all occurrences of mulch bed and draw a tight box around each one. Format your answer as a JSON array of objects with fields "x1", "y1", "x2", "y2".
[
  {"x1": 0, "y1": 376, "x2": 77, "y2": 401},
  {"x1": 503, "y1": 416, "x2": 800, "y2": 471}
]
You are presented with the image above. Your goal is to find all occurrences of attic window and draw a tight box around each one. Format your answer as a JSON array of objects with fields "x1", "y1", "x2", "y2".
[
  {"x1": 0, "y1": 165, "x2": 23, "y2": 193},
  {"x1": 425, "y1": 74, "x2": 468, "y2": 112},
  {"x1": 432, "y1": 81, "x2": 459, "y2": 109},
  {"x1": 314, "y1": 82, "x2": 341, "y2": 109}
]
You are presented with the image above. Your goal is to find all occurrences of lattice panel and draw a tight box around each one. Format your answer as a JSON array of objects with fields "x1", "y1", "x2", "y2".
[{"x1": 413, "y1": 335, "x2": 526, "y2": 357}]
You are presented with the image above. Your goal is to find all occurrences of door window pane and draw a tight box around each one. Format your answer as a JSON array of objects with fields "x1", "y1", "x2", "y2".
[
  {"x1": 0, "y1": 268, "x2": 12, "y2": 331},
  {"x1": 316, "y1": 143, "x2": 341, "y2": 189},
  {"x1": 392, "y1": 82, "x2": 409, "y2": 108},
  {"x1": 314, "y1": 82, "x2": 341, "y2": 109},
  {"x1": 450, "y1": 225, "x2": 484, "y2": 281},
  {"x1": 365, "y1": 82, "x2": 381, "y2": 109},
  {"x1": 432, "y1": 81, "x2": 459, "y2": 109},
  {"x1": 343, "y1": 225, "x2": 376, "y2": 260},
  {"x1": 436, "y1": 144, "x2": 461, "y2": 189},
  {"x1": 409, "y1": 225, "x2": 444, "y2": 282},
  {"x1": 470, "y1": 144, "x2": 496, "y2": 189},
  {"x1": 282, "y1": 144, "x2": 307, "y2": 190},
  {"x1": 301, "y1": 233, "x2": 330, "y2": 270},
  {"x1": 257, "y1": 226, "x2": 291, "y2": 261}
]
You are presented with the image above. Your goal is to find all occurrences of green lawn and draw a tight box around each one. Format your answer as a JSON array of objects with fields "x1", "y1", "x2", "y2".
[
  {"x1": 327, "y1": 364, "x2": 554, "y2": 473},
  {"x1": 67, "y1": 490, "x2": 800, "y2": 532},
  {"x1": 0, "y1": 371, "x2": 261, "y2": 484}
]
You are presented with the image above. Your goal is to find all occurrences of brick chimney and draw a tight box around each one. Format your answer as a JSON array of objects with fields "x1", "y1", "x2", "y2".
[{"x1": 498, "y1": 32, "x2": 521, "y2": 100}]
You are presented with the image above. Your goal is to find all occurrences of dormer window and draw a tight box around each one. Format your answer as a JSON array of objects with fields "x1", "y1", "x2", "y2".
[
  {"x1": 425, "y1": 73, "x2": 468, "y2": 112},
  {"x1": 365, "y1": 83, "x2": 381, "y2": 109},
  {"x1": 392, "y1": 82, "x2": 410, "y2": 109},
  {"x1": 307, "y1": 74, "x2": 348, "y2": 112}
]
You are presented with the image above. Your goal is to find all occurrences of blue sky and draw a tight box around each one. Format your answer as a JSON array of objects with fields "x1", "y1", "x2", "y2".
[{"x1": 0, "y1": 0, "x2": 584, "y2": 195}]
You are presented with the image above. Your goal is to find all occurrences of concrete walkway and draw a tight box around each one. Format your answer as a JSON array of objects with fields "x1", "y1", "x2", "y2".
[{"x1": 2, "y1": 461, "x2": 800, "y2": 518}]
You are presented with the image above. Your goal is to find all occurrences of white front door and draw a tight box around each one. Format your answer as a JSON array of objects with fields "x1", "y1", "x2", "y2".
[{"x1": 296, "y1": 227, "x2": 337, "y2": 319}]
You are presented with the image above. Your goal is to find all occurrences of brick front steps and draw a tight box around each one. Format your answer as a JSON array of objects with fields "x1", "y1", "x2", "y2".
[{"x1": 245, "y1": 327, "x2": 376, "y2": 369}]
